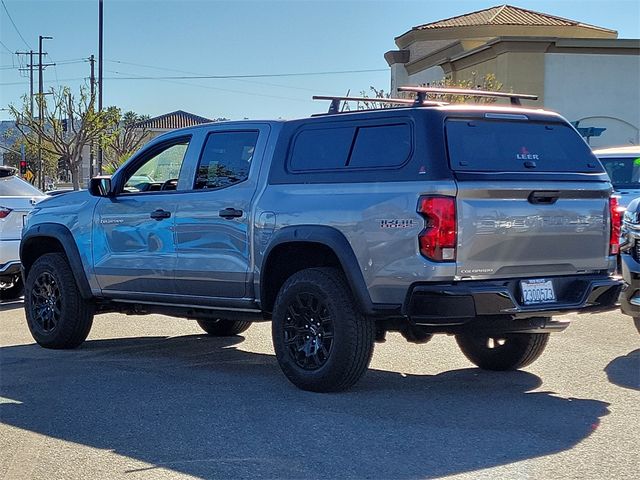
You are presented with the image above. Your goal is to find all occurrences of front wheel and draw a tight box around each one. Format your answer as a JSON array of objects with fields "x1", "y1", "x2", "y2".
[
  {"x1": 272, "y1": 267, "x2": 375, "y2": 392},
  {"x1": 24, "y1": 253, "x2": 94, "y2": 349},
  {"x1": 456, "y1": 331, "x2": 550, "y2": 371}
]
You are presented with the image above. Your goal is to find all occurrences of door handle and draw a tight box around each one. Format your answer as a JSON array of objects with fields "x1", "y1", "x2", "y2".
[
  {"x1": 528, "y1": 191, "x2": 560, "y2": 205},
  {"x1": 150, "y1": 209, "x2": 172, "y2": 220},
  {"x1": 219, "y1": 207, "x2": 243, "y2": 219}
]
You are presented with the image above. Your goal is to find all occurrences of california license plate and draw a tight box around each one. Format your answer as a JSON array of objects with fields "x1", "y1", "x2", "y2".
[{"x1": 521, "y1": 279, "x2": 556, "y2": 305}]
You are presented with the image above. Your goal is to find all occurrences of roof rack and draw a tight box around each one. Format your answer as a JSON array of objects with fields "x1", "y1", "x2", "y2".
[
  {"x1": 397, "y1": 86, "x2": 538, "y2": 106},
  {"x1": 312, "y1": 95, "x2": 445, "y2": 114}
]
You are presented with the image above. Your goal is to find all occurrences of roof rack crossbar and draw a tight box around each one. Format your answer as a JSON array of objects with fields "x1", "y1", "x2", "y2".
[
  {"x1": 312, "y1": 95, "x2": 445, "y2": 114},
  {"x1": 397, "y1": 86, "x2": 538, "y2": 106}
]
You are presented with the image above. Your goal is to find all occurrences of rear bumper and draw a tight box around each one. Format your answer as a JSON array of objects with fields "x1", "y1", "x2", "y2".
[{"x1": 405, "y1": 274, "x2": 622, "y2": 328}]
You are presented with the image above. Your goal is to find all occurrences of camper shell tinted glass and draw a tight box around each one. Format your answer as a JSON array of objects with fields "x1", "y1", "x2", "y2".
[
  {"x1": 446, "y1": 119, "x2": 604, "y2": 173},
  {"x1": 288, "y1": 121, "x2": 412, "y2": 172}
]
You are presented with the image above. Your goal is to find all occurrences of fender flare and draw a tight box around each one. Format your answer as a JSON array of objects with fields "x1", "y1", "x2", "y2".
[
  {"x1": 21, "y1": 223, "x2": 93, "y2": 299},
  {"x1": 260, "y1": 225, "x2": 375, "y2": 314}
]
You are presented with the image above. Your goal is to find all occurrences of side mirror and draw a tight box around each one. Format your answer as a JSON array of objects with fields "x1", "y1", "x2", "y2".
[{"x1": 89, "y1": 176, "x2": 113, "y2": 197}]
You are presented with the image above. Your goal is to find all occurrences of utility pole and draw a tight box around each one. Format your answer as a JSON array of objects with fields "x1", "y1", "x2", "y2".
[
  {"x1": 37, "y1": 35, "x2": 53, "y2": 190},
  {"x1": 89, "y1": 54, "x2": 95, "y2": 178},
  {"x1": 16, "y1": 50, "x2": 34, "y2": 114},
  {"x1": 97, "y1": 0, "x2": 104, "y2": 174}
]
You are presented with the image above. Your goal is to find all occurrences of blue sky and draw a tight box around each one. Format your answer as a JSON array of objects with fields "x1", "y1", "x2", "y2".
[{"x1": 1, "y1": 0, "x2": 639, "y2": 121}]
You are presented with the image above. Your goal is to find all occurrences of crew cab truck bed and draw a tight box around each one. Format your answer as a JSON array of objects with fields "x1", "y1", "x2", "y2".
[{"x1": 20, "y1": 92, "x2": 622, "y2": 392}]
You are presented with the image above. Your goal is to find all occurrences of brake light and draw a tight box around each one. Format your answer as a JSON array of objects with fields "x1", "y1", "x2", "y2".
[
  {"x1": 609, "y1": 196, "x2": 622, "y2": 255},
  {"x1": 0, "y1": 206, "x2": 12, "y2": 219},
  {"x1": 417, "y1": 196, "x2": 456, "y2": 261}
]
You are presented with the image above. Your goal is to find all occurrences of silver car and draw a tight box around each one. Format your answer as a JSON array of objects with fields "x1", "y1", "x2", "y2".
[
  {"x1": 594, "y1": 145, "x2": 640, "y2": 208},
  {"x1": 0, "y1": 167, "x2": 46, "y2": 300}
]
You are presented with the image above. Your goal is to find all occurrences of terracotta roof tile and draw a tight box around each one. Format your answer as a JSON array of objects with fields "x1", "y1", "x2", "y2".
[
  {"x1": 136, "y1": 110, "x2": 213, "y2": 130},
  {"x1": 414, "y1": 4, "x2": 614, "y2": 32}
]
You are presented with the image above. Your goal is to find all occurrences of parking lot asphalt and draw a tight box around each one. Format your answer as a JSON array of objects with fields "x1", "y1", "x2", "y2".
[{"x1": 0, "y1": 301, "x2": 638, "y2": 480}]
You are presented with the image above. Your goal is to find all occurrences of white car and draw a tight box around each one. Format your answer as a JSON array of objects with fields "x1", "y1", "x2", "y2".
[
  {"x1": 594, "y1": 145, "x2": 640, "y2": 208},
  {"x1": 0, "y1": 166, "x2": 46, "y2": 300}
]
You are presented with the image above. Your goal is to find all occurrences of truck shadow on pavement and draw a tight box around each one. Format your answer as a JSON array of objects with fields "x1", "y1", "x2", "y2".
[
  {"x1": 0, "y1": 334, "x2": 610, "y2": 479},
  {"x1": 605, "y1": 349, "x2": 640, "y2": 391}
]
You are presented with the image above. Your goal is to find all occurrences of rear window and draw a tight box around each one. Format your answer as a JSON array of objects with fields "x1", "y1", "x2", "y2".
[
  {"x1": 446, "y1": 119, "x2": 603, "y2": 173},
  {"x1": 599, "y1": 156, "x2": 640, "y2": 189},
  {"x1": 289, "y1": 123, "x2": 412, "y2": 172},
  {"x1": 0, "y1": 176, "x2": 43, "y2": 196}
]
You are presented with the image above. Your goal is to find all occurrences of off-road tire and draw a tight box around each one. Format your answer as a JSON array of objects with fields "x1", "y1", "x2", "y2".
[
  {"x1": 456, "y1": 331, "x2": 550, "y2": 371},
  {"x1": 24, "y1": 253, "x2": 94, "y2": 349},
  {"x1": 0, "y1": 276, "x2": 23, "y2": 301},
  {"x1": 196, "y1": 319, "x2": 251, "y2": 336},
  {"x1": 272, "y1": 267, "x2": 375, "y2": 392}
]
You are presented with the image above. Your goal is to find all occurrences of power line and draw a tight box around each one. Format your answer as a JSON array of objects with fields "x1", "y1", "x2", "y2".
[
  {"x1": 105, "y1": 58, "x2": 330, "y2": 94},
  {"x1": 97, "y1": 68, "x2": 388, "y2": 80},
  {"x1": 1, "y1": 0, "x2": 31, "y2": 49},
  {"x1": 0, "y1": 38, "x2": 14, "y2": 54}
]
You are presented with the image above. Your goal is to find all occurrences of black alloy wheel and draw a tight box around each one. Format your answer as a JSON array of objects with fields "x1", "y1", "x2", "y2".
[
  {"x1": 272, "y1": 267, "x2": 375, "y2": 392},
  {"x1": 30, "y1": 271, "x2": 62, "y2": 333},
  {"x1": 25, "y1": 253, "x2": 94, "y2": 349},
  {"x1": 283, "y1": 291, "x2": 334, "y2": 370}
]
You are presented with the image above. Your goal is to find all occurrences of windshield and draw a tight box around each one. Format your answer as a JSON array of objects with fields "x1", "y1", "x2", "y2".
[
  {"x1": 0, "y1": 175, "x2": 44, "y2": 196},
  {"x1": 599, "y1": 156, "x2": 640, "y2": 189},
  {"x1": 446, "y1": 119, "x2": 603, "y2": 173}
]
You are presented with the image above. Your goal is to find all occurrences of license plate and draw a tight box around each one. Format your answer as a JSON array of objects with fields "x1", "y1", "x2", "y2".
[{"x1": 521, "y1": 279, "x2": 556, "y2": 305}]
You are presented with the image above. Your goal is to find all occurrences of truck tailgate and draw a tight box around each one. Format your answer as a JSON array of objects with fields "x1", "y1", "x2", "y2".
[{"x1": 455, "y1": 181, "x2": 611, "y2": 280}]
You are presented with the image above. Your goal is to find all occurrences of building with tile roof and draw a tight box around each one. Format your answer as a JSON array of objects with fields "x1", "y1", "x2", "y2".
[
  {"x1": 385, "y1": 4, "x2": 639, "y2": 148},
  {"x1": 136, "y1": 110, "x2": 213, "y2": 133}
]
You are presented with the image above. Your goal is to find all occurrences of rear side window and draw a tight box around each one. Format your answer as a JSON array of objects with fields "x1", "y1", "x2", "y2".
[
  {"x1": 0, "y1": 176, "x2": 43, "y2": 196},
  {"x1": 446, "y1": 120, "x2": 603, "y2": 173},
  {"x1": 289, "y1": 122, "x2": 412, "y2": 172},
  {"x1": 194, "y1": 131, "x2": 259, "y2": 189},
  {"x1": 290, "y1": 127, "x2": 353, "y2": 171},
  {"x1": 599, "y1": 157, "x2": 640, "y2": 189}
]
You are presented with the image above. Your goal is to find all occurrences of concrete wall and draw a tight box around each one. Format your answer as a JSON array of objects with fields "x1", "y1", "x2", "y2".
[
  {"x1": 544, "y1": 53, "x2": 640, "y2": 148},
  {"x1": 407, "y1": 66, "x2": 446, "y2": 87}
]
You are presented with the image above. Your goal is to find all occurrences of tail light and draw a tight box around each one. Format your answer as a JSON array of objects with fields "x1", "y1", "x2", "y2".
[
  {"x1": 0, "y1": 206, "x2": 13, "y2": 219},
  {"x1": 609, "y1": 196, "x2": 622, "y2": 255},
  {"x1": 417, "y1": 196, "x2": 456, "y2": 261}
]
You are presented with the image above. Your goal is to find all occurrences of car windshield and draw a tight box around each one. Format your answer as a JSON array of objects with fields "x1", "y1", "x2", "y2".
[
  {"x1": 0, "y1": 175, "x2": 44, "y2": 196},
  {"x1": 599, "y1": 156, "x2": 640, "y2": 189}
]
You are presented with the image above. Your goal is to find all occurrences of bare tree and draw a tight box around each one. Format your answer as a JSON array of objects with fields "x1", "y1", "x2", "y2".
[{"x1": 9, "y1": 85, "x2": 119, "y2": 190}]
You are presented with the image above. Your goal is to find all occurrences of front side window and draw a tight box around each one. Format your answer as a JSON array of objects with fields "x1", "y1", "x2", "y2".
[
  {"x1": 123, "y1": 140, "x2": 189, "y2": 193},
  {"x1": 194, "y1": 131, "x2": 258, "y2": 190}
]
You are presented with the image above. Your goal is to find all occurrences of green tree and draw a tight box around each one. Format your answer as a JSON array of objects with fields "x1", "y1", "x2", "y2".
[{"x1": 9, "y1": 85, "x2": 119, "y2": 190}]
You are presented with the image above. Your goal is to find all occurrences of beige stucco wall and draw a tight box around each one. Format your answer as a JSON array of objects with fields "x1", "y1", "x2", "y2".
[{"x1": 543, "y1": 52, "x2": 640, "y2": 147}]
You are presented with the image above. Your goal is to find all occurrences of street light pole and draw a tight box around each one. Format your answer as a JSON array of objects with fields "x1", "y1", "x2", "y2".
[{"x1": 97, "y1": 0, "x2": 104, "y2": 174}]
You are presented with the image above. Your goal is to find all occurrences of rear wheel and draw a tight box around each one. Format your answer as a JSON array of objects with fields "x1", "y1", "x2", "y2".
[
  {"x1": 0, "y1": 276, "x2": 23, "y2": 301},
  {"x1": 24, "y1": 253, "x2": 94, "y2": 349},
  {"x1": 456, "y1": 331, "x2": 550, "y2": 371},
  {"x1": 196, "y1": 318, "x2": 251, "y2": 336},
  {"x1": 272, "y1": 267, "x2": 375, "y2": 392}
]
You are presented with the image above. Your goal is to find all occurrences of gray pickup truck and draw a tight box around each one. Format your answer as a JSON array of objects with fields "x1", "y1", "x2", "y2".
[{"x1": 20, "y1": 88, "x2": 622, "y2": 391}]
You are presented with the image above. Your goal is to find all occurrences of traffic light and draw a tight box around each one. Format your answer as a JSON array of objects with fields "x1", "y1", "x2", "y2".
[{"x1": 19, "y1": 160, "x2": 27, "y2": 175}]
